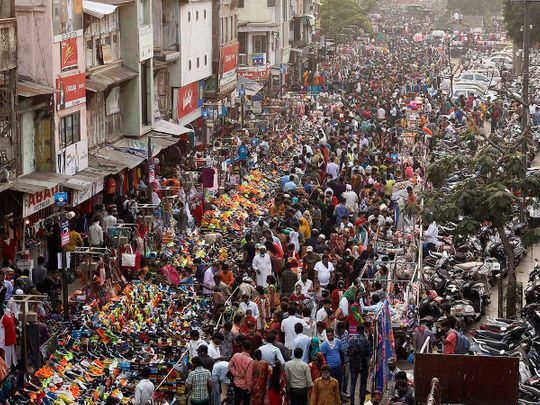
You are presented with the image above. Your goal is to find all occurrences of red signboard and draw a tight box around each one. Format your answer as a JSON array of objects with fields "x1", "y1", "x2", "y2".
[
  {"x1": 61, "y1": 38, "x2": 78, "y2": 70},
  {"x1": 220, "y1": 43, "x2": 239, "y2": 76},
  {"x1": 238, "y1": 68, "x2": 269, "y2": 81},
  {"x1": 56, "y1": 72, "x2": 86, "y2": 110},
  {"x1": 177, "y1": 80, "x2": 204, "y2": 118}
]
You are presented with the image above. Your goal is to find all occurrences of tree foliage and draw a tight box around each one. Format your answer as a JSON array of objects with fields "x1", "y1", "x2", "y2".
[
  {"x1": 422, "y1": 133, "x2": 540, "y2": 316},
  {"x1": 320, "y1": 0, "x2": 373, "y2": 42},
  {"x1": 503, "y1": 0, "x2": 540, "y2": 44},
  {"x1": 447, "y1": 0, "x2": 504, "y2": 20}
]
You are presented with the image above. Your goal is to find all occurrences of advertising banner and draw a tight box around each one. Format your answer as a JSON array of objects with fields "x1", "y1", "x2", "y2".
[
  {"x1": 139, "y1": 25, "x2": 153, "y2": 61},
  {"x1": 220, "y1": 43, "x2": 239, "y2": 88},
  {"x1": 238, "y1": 67, "x2": 270, "y2": 81},
  {"x1": 61, "y1": 38, "x2": 78, "y2": 70},
  {"x1": 52, "y1": 0, "x2": 83, "y2": 43},
  {"x1": 56, "y1": 72, "x2": 86, "y2": 110},
  {"x1": 23, "y1": 185, "x2": 60, "y2": 218},
  {"x1": 177, "y1": 80, "x2": 204, "y2": 118},
  {"x1": 57, "y1": 139, "x2": 89, "y2": 175}
]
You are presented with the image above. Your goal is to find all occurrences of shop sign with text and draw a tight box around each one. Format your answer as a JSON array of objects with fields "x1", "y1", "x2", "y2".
[
  {"x1": 56, "y1": 72, "x2": 86, "y2": 110},
  {"x1": 23, "y1": 185, "x2": 60, "y2": 218},
  {"x1": 57, "y1": 139, "x2": 89, "y2": 175},
  {"x1": 52, "y1": 0, "x2": 83, "y2": 43},
  {"x1": 220, "y1": 43, "x2": 239, "y2": 87}
]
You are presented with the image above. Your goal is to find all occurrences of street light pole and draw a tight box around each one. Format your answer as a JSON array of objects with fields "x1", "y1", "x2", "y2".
[
  {"x1": 240, "y1": 84, "x2": 245, "y2": 128},
  {"x1": 60, "y1": 209, "x2": 69, "y2": 321},
  {"x1": 522, "y1": 0, "x2": 531, "y2": 130}
]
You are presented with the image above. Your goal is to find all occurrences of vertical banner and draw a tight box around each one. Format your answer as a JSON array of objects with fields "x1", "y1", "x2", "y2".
[
  {"x1": 52, "y1": 0, "x2": 83, "y2": 43},
  {"x1": 61, "y1": 38, "x2": 78, "y2": 70}
]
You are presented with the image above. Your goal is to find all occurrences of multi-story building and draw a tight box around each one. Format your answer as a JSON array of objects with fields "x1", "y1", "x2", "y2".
[
  {"x1": 237, "y1": 0, "x2": 290, "y2": 87},
  {"x1": 0, "y1": 0, "x2": 18, "y2": 193},
  {"x1": 204, "y1": 0, "x2": 239, "y2": 138}
]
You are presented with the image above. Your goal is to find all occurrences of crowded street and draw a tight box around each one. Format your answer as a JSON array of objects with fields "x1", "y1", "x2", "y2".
[{"x1": 1, "y1": 0, "x2": 540, "y2": 404}]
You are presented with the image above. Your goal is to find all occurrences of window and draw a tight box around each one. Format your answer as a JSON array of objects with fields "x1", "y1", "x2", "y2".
[
  {"x1": 221, "y1": 17, "x2": 224, "y2": 44},
  {"x1": 106, "y1": 87, "x2": 120, "y2": 116},
  {"x1": 267, "y1": 0, "x2": 275, "y2": 6},
  {"x1": 204, "y1": 55, "x2": 208, "y2": 65},
  {"x1": 204, "y1": 9, "x2": 207, "y2": 19},
  {"x1": 225, "y1": 17, "x2": 229, "y2": 42},
  {"x1": 238, "y1": 0, "x2": 244, "y2": 7},
  {"x1": 84, "y1": 11, "x2": 121, "y2": 67},
  {"x1": 234, "y1": 15, "x2": 238, "y2": 39},
  {"x1": 188, "y1": 12, "x2": 191, "y2": 21},
  {"x1": 252, "y1": 35, "x2": 267, "y2": 53},
  {"x1": 229, "y1": 16, "x2": 233, "y2": 41},
  {"x1": 189, "y1": 60, "x2": 192, "y2": 70},
  {"x1": 196, "y1": 11, "x2": 199, "y2": 20},
  {"x1": 239, "y1": 32, "x2": 247, "y2": 53},
  {"x1": 86, "y1": 39, "x2": 93, "y2": 68},
  {"x1": 197, "y1": 57, "x2": 200, "y2": 68},
  {"x1": 59, "y1": 112, "x2": 81, "y2": 149}
]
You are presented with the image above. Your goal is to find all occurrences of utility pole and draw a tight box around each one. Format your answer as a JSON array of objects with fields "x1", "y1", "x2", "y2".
[{"x1": 521, "y1": 0, "x2": 531, "y2": 130}]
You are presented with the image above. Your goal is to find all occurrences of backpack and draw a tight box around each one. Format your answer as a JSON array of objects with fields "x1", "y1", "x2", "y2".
[{"x1": 452, "y1": 330, "x2": 470, "y2": 354}]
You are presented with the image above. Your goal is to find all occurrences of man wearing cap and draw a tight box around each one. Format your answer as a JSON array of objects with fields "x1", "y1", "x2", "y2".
[
  {"x1": 252, "y1": 244, "x2": 272, "y2": 287},
  {"x1": 342, "y1": 184, "x2": 359, "y2": 215}
]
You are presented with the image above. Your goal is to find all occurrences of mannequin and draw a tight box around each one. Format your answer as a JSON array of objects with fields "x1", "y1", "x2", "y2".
[{"x1": 0, "y1": 307, "x2": 17, "y2": 368}]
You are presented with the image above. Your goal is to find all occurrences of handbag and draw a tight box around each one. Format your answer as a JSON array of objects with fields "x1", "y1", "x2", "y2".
[{"x1": 121, "y1": 246, "x2": 137, "y2": 267}]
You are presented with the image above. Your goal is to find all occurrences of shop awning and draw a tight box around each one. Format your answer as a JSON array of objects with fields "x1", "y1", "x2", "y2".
[
  {"x1": 153, "y1": 119, "x2": 191, "y2": 136},
  {"x1": 92, "y1": 147, "x2": 146, "y2": 170},
  {"x1": 10, "y1": 172, "x2": 70, "y2": 194},
  {"x1": 112, "y1": 133, "x2": 177, "y2": 159},
  {"x1": 237, "y1": 76, "x2": 263, "y2": 96},
  {"x1": 83, "y1": 0, "x2": 117, "y2": 18},
  {"x1": 62, "y1": 169, "x2": 104, "y2": 191},
  {"x1": 18, "y1": 80, "x2": 58, "y2": 98},
  {"x1": 239, "y1": 22, "x2": 279, "y2": 33},
  {"x1": 86, "y1": 65, "x2": 138, "y2": 92}
]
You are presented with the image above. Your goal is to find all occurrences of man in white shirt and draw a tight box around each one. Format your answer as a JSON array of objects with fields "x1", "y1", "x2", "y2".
[
  {"x1": 313, "y1": 255, "x2": 334, "y2": 288},
  {"x1": 326, "y1": 158, "x2": 340, "y2": 180},
  {"x1": 252, "y1": 245, "x2": 273, "y2": 287},
  {"x1": 281, "y1": 306, "x2": 308, "y2": 350},
  {"x1": 298, "y1": 272, "x2": 313, "y2": 295},
  {"x1": 239, "y1": 294, "x2": 259, "y2": 320},
  {"x1": 316, "y1": 299, "x2": 333, "y2": 323},
  {"x1": 342, "y1": 184, "x2": 359, "y2": 214},
  {"x1": 187, "y1": 330, "x2": 207, "y2": 359},
  {"x1": 208, "y1": 332, "x2": 223, "y2": 359},
  {"x1": 292, "y1": 323, "x2": 312, "y2": 363},
  {"x1": 259, "y1": 332, "x2": 285, "y2": 366},
  {"x1": 88, "y1": 218, "x2": 103, "y2": 247},
  {"x1": 377, "y1": 106, "x2": 386, "y2": 121},
  {"x1": 133, "y1": 368, "x2": 155, "y2": 405}
]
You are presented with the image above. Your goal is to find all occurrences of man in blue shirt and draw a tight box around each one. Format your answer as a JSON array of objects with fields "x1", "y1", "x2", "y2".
[
  {"x1": 284, "y1": 175, "x2": 298, "y2": 192},
  {"x1": 320, "y1": 328, "x2": 344, "y2": 398},
  {"x1": 280, "y1": 171, "x2": 290, "y2": 189},
  {"x1": 292, "y1": 323, "x2": 311, "y2": 363},
  {"x1": 334, "y1": 197, "x2": 350, "y2": 225},
  {"x1": 238, "y1": 143, "x2": 248, "y2": 161}
]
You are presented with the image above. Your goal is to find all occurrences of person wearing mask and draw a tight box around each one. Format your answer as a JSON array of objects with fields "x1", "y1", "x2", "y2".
[
  {"x1": 285, "y1": 347, "x2": 313, "y2": 405},
  {"x1": 252, "y1": 245, "x2": 272, "y2": 287},
  {"x1": 348, "y1": 324, "x2": 372, "y2": 405},
  {"x1": 311, "y1": 364, "x2": 341, "y2": 405},
  {"x1": 281, "y1": 305, "x2": 308, "y2": 350},
  {"x1": 133, "y1": 367, "x2": 155, "y2": 405},
  {"x1": 292, "y1": 322, "x2": 312, "y2": 363},
  {"x1": 229, "y1": 340, "x2": 254, "y2": 405},
  {"x1": 320, "y1": 328, "x2": 344, "y2": 397},
  {"x1": 186, "y1": 356, "x2": 212, "y2": 405}
]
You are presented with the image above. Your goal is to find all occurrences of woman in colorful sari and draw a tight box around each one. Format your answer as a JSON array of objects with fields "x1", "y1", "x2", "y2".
[
  {"x1": 267, "y1": 284, "x2": 281, "y2": 313},
  {"x1": 253, "y1": 286, "x2": 272, "y2": 330},
  {"x1": 335, "y1": 284, "x2": 358, "y2": 321},
  {"x1": 267, "y1": 361, "x2": 289, "y2": 405},
  {"x1": 251, "y1": 349, "x2": 270, "y2": 405}
]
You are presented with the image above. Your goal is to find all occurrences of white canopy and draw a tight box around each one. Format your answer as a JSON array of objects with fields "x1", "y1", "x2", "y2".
[{"x1": 83, "y1": 0, "x2": 118, "y2": 18}]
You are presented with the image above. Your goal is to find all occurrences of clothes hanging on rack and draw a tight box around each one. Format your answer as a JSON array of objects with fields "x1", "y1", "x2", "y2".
[{"x1": 0, "y1": 313, "x2": 17, "y2": 369}]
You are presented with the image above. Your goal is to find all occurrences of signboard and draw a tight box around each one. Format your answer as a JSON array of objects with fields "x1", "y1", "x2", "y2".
[
  {"x1": 61, "y1": 220, "x2": 70, "y2": 247},
  {"x1": 23, "y1": 185, "x2": 60, "y2": 218},
  {"x1": 148, "y1": 164, "x2": 155, "y2": 184},
  {"x1": 220, "y1": 43, "x2": 239, "y2": 88},
  {"x1": 252, "y1": 53, "x2": 266, "y2": 66},
  {"x1": 54, "y1": 191, "x2": 68, "y2": 206},
  {"x1": 57, "y1": 139, "x2": 89, "y2": 175},
  {"x1": 56, "y1": 72, "x2": 86, "y2": 110},
  {"x1": 52, "y1": 0, "x2": 83, "y2": 43},
  {"x1": 61, "y1": 38, "x2": 78, "y2": 70},
  {"x1": 238, "y1": 67, "x2": 270, "y2": 81},
  {"x1": 139, "y1": 25, "x2": 153, "y2": 61},
  {"x1": 71, "y1": 178, "x2": 104, "y2": 206},
  {"x1": 177, "y1": 80, "x2": 204, "y2": 118}
]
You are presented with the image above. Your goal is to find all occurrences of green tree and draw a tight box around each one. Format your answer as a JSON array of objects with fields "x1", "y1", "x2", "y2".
[
  {"x1": 422, "y1": 133, "x2": 540, "y2": 317},
  {"x1": 320, "y1": 0, "x2": 373, "y2": 42},
  {"x1": 503, "y1": 0, "x2": 540, "y2": 44}
]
